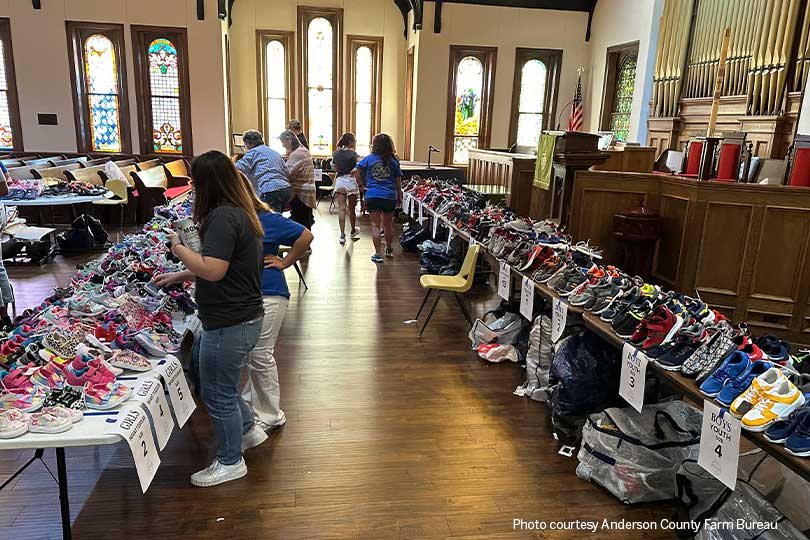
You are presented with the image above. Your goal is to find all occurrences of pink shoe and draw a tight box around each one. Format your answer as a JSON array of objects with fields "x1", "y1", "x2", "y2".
[
  {"x1": 29, "y1": 362, "x2": 67, "y2": 390},
  {"x1": 65, "y1": 364, "x2": 116, "y2": 388}
]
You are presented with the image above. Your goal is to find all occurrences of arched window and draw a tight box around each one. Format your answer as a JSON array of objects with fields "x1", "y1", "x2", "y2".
[
  {"x1": 610, "y1": 55, "x2": 637, "y2": 142},
  {"x1": 133, "y1": 27, "x2": 192, "y2": 155},
  {"x1": 67, "y1": 23, "x2": 130, "y2": 153},
  {"x1": 83, "y1": 34, "x2": 123, "y2": 152},
  {"x1": 508, "y1": 48, "x2": 562, "y2": 150},
  {"x1": 446, "y1": 47, "x2": 496, "y2": 166},
  {"x1": 348, "y1": 36, "x2": 382, "y2": 156},
  {"x1": 265, "y1": 39, "x2": 287, "y2": 152},
  {"x1": 307, "y1": 17, "x2": 334, "y2": 155}
]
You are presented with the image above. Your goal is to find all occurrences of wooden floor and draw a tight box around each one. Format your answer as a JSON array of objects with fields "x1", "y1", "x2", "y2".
[{"x1": 0, "y1": 208, "x2": 676, "y2": 539}]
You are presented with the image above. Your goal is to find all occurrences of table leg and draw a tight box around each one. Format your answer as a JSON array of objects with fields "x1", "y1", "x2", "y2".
[{"x1": 55, "y1": 448, "x2": 72, "y2": 540}]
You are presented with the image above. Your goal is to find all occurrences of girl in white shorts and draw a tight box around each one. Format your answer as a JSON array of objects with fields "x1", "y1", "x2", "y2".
[{"x1": 332, "y1": 133, "x2": 360, "y2": 244}]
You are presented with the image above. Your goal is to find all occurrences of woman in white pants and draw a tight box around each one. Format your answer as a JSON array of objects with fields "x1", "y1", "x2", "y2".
[
  {"x1": 0, "y1": 163, "x2": 12, "y2": 329},
  {"x1": 243, "y1": 207, "x2": 313, "y2": 431}
]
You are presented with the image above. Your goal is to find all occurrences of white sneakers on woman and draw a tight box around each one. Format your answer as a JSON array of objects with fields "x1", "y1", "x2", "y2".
[{"x1": 190, "y1": 459, "x2": 247, "y2": 487}]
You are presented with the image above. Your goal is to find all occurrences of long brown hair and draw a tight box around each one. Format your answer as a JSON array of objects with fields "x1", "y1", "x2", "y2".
[
  {"x1": 191, "y1": 150, "x2": 268, "y2": 237},
  {"x1": 371, "y1": 133, "x2": 396, "y2": 163}
]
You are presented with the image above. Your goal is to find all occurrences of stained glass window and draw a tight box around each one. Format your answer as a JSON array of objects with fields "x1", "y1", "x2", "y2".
[
  {"x1": 354, "y1": 46, "x2": 373, "y2": 156},
  {"x1": 265, "y1": 39, "x2": 287, "y2": 153},
  {"x1": 307, "y1": 17, "x2": 333, "y2": 156},
  {"x1": 515, "y1": 59, "x2": 547, "y2": 148},
  {"x1": 148, "y1": 38, "x2": 182, "y2": 153},
  {"x1": 84, "y1": 34, "x2": 122, "y2": 152},
  {"x1": 0, "y1": 39, "x2": 13, "y2": 150},
  {"x1": 452, "y1": 56, "x2": 483, "y2": 165},
  {"x1": 610, "y1": 55, "x2": 637, "y2": 142}
]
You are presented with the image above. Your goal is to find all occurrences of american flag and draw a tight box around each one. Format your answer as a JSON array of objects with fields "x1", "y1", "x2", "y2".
[{"x1": 568, "y1": 73, "x2": 583, "y2": 131}]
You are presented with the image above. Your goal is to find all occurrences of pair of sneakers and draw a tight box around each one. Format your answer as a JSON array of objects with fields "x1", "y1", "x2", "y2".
[{"x1": 371, "y1": 247, "x2": 394, "y2": 264}]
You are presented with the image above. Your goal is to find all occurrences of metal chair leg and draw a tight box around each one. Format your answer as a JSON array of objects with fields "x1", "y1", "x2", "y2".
[
  {"x1": 454, "y1": 292, "x2": 473, "y2": 326},
  {"x1": 415, "y1": 288, "x2": 432, "y2": 320},
  {"x1": 418, "y1": 291, "x2": 442, "y2": 339},
  {"x1": 294, "y1": 262, "x2": 308, "y2": 290}
]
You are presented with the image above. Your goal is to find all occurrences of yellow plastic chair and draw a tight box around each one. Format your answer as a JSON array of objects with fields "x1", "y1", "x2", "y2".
[
  {"x1": 415, "y1": 244, "x2": 480, "y2": 338},
  {"x1": 92, "y1": 178, "x2": 129, "y2": 240}
]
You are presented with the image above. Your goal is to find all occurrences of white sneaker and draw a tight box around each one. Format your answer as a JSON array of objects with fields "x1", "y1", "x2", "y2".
[
  {"x1": 257, "y1": 411, "x2": 287, "y2": 432},
  {"x1": 741, "y1": 379, "x2": 805, "y2": 432},
  {"x1": 241, "y1": 425, "x2": 268, "y2": 451},
  {"x1": 339, "y1": 234, "x2": 346, "y2": 245},
  {"x1": 190, "y1": 458, "x2": 247, "y2": 487}
]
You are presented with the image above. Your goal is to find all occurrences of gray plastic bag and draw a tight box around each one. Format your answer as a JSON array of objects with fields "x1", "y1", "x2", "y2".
[{"x1": 514, "y1": 315, "x2": 553, "y2": 402}]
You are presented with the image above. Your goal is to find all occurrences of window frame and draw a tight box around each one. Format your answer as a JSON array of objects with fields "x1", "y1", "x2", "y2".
[
  {"x1": 297, "y1": 6, "x2": 343, "y2": 157},
  {"x1": 256, "y1": 29, "x2": 294, "y2": 146},
  {"x1": 404, "y1": 46, "x2": 415, "y2": 160},
  {"x1": 66, "y1": 21, "x2": 131, "y2": 154},
  {"x1": 346, "y1": 35, "x2": 383, "y2": 156},
  {"x1": 599, "y1": 41, "x2": 640, "y2": 140},
  {"x1": 0, "y1": 19, "x2": 22, "y2": 151},
  {"x1": 508, "y1": 48, "x2": 563, "y2": 150},
  {"x1": 445, "y1": 45, "x2": 497, "y2": 166},
  {"x1": 131, "y1": 25, "x2": 193, "y2": 156}
]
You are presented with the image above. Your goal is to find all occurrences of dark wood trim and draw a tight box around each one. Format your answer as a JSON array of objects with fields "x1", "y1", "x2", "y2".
[
  {"x1": 434, "y1": 0, "x2": 444, "y2": 33},
  {"x1": 131, "y1": 25, "x2": 193, "y2": 156},
  {"x1": 423, "y1": 0, "x2": 593, "y2": 10},
  {"x1": 444, "y1": 45, "x2": 497, "y2": 166},
  {"x1": 507, "y1": 47, "x2": 563, "y2": 148},
  {"x1": 297, "y1": 6, "x2": 343, "y2": 157},
  {"x1": 599, "y1": 41, "x2": 639, "y2": 135},
  {"x1": 66, "y1": 21, "x2": 131, "y2": 154},
  {"x1": 0, "y1": 19, "x2": 23, "y2": 151},
  {"x1": 346, "y1": 35, "x2": 383, "y2": 151},
  {"x1": 404, "y1": 46, "x2": 415, "y2": 160},
  {"x1": 256, "y1": 30, "x2": 294, "y2": 141}
]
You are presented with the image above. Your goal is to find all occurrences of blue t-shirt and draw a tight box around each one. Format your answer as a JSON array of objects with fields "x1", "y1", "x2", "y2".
[
  {"x1": 259, "y1": 211, "x2": 306, "y2": 298},
  {"x1": 356, "y1": 154, "x2": 401, "y2": 200}
]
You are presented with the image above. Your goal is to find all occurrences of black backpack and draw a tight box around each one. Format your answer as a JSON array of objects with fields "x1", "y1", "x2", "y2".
[{"x1": 57, "y1": 214, "x2": 109, "y2": 250}]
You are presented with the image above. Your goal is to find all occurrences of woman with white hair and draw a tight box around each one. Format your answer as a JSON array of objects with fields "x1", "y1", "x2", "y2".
[{"x1": 279, "y1": 129, "x2": 316, "y2": 229}]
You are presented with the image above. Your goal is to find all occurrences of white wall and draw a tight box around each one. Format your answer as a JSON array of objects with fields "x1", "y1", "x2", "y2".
[
  {"x1": 585, "y1": 0, "x2": 662, "y2": 143},
  {"x1": 0, "y1": 0, "x2": 228, "y2": 153},
  {"x1": 408, "y1": 2, "x2": 590, "y2": 162},
  {"x1": 799, "y1": 74, "x2": 810, "y2": 135}
]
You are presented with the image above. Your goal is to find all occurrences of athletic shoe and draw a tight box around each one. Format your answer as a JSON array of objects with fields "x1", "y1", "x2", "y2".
[
  {"x1": 716, "y1": 360, "x2": 774, "y2": 406},
  {"x1": 764, "y1": 406, "x2": 810, "y2": 444},
  {"x1": 683, "y1": 329, "x2": 735, "y2": 380},
  {"x1": 587, "y1": 281, "x2": 622, "y2": 313},
  {"x1": 190, "y1": 458, "x2": 247, "y2": 487},
  {"x1": 339, "y1": 234, "x2": 346, "y2": 245},
  {"x1": 28, "y1": 410, "x2": 72, "y2": 434},
  {"x1": 385, "y1": 247, "x2": 394, "y2": 258},
  {"x1": 599, "y1": 286, "x2": 640, "y2": 322},
  {"x1": 612, "y1": 300, "x2": 654, "y2": 339},
  {"x1": 785, "y1": 413, "x2": 810, "y2": 456},
  {"x1": 241, "y1": 424, "x2": 268, "y2": 451},
  {"x1": 350, "y1": 229, "x2": 360, "y2": 241},
  {"x1": 699, "y1": 350, "x2": 750, "y2": 397},
  {"x1": 553, "y1": 268, "x2": 588, "y2": 297},
  {"x1": 654, "y1": 338, "x2": 703, "y2": 370},
  {"x1": 741, "y1": 379, "x2": 805, "y2": 432},
  {"x1": 730, "y1": 367, "x2": 786, "y2": 416},
  {"x1": 371, "y1": 254, "x2": 384, "y2": 264},
  {"x1": 640, "y1": 305, "x2": 684, "y2": 350},
  {"x1": 257, "y1": 411, "x2": 287, "y2": 432},
  {"x1": 739, "y1": 343, "x2": 765, "y2": 361}
]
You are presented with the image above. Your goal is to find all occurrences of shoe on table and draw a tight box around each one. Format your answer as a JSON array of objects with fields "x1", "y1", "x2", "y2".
[
  {"x1": 191, "y1": 458, "x2": 247, "y2": 487},
  {"x1": 371, "y1": 254, "x2": 384, "y2": 263},
  {"x1": 339, "y1": 234, "x2": 346, "y2": 245},
  {"x1": 241, "y1": 424, "x2": 269, "y2": 451},
  {"x1": 764, "y1": 406, "x2": 810, "y2": 444},
  {"x1": 699, "y1": 350, "x2": 750, "y2": 398},
  {"x1": 716, "y1": 360, "x2": 774, "y2": 407},
  {"x1": 741, "y1": 379, "x2": 805, "y2": 432},
  {"x1": 730, "y1": 366, "x2": 785, "y2": 416},
  {"x1": 785, "y1": 412, "x2": 810, "y2": 456}
]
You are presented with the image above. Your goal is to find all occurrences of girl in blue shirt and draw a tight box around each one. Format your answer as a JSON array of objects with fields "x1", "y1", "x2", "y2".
[{"x1": 353, "y1": 133, "x2": 402, "y2": 263}]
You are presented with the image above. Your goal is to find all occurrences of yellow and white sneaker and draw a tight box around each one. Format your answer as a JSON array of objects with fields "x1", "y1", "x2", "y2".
[
  {"x1": 741, "y1": 379, "x2": 805, "y2": 432},
  {"x1": 730, "y1": 367, "x2": 785, "y2": 417}
]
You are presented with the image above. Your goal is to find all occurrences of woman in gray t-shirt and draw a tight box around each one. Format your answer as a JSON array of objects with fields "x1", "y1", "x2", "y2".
[{"x1": 332, "y1": 132, "x2": 360, "y2": 244}]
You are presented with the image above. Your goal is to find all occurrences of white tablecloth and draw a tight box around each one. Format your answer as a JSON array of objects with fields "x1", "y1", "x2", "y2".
[{"x1": 6, "y1": 192, "x2": 112, "y2": 207}]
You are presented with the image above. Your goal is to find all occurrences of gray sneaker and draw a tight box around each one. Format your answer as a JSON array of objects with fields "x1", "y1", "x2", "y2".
[{"x1": 584, "y1": 281, "x2": 621, "y2": 312}]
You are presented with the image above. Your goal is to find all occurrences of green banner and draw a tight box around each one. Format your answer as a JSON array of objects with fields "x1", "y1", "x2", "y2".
[{"x1": 533, "y1": 133, "x2": 557, "y2": 190}]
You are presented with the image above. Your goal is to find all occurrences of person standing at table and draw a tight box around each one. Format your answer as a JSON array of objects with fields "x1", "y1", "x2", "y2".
[
  {"x1": 153, "y1": 150, "x2": 268, "y2": 487},
  {"x1": 332, "y1": 132, "x2": 360, "y2": 245},
  {"x1": 279, "y1": 130, "x2": 316, "y2": 230},
  {"x1": 354, "y1": 133, "x2": 402, "y2": 263},
  {"x1": 287, "y1": 119, "x2": 309, "y2": 150},
  {"x1": 235, "y1": 130, "x2": 291, "y2": 212},
  {"x1": 0, "y1": 162, "x2": 12, "y2": 329}
]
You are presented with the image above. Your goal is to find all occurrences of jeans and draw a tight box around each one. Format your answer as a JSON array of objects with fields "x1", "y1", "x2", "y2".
[
  {"x1": 194, "y1": 316, "x2": 263, "y2": 465},
  {"x1": 0, "y1": 204, "x2": 12, "y2": 306},
  {"x1": 242, "y1": 296, "x2": 288, "y2": 426},
  {"x1": 261, "y1": 187, "x2": 292, "y2": 213}
]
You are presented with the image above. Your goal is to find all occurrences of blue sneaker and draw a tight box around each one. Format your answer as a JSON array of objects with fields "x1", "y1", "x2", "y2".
[
  {"x1": 785, "y1": 412, "x2": 810, "y2": 456},
  {"x1": 765, "y1": 407, "x2": 810, "y2": 444},
  {"x1": 699, "y1": 350, "x2": 750, "y2": 397},
  {"x1": 716, "y1": 360, "x2": 774, "y2": 406}
]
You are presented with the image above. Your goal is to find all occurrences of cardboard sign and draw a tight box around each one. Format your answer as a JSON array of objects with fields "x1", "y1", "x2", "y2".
[
  {"x1": 619, "y1": 343, "x2": 648, "y2": 413},
  {"x1": 135, "y1": 377, "x2": 175, "y2": 450},
  {"x1": 520, "y1": 276, "x2": 534, "y2": 320},
  {"x1": 156, "y1": 357, "x2": 195, "y2": 428},
  {"x1": 107, "y1": 405, "x2": 161, "y2": 493},
  {"x1": 498, "y1": 261, "x2": 511, "y2": 300},
  {"x1": 698, "y1": 400, "x2": 741, "y2": 489}
]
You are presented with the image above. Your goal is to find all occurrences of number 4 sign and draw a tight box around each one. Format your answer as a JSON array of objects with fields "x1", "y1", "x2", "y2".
[
  {"x1": 698, "y1": 400, "x2": 741, "y2": 489},
  {"x1": 156, "y1": 357, "x2": 196, "y2": 428},
  {"x1": 107, "y1": 405, "x2": 161, "y2": 493},
  {"x1": 619, "y1": 343, "x2": 648, "y2": 413},
  {"x1": 134, "y1": 377, "x2": 175, "y2": 450}
]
